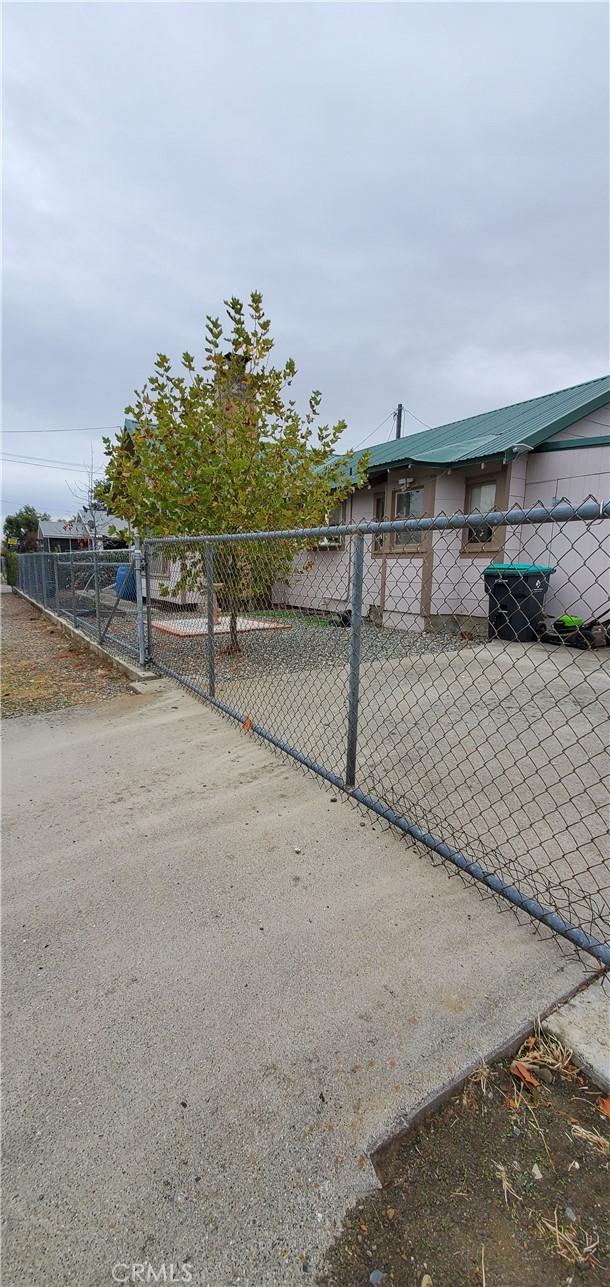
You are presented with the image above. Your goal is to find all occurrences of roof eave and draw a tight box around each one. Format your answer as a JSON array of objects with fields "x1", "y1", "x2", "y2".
[
  {"x1": 502, "y1": 388, "x2": 610, "y2": 461},
  {"x1": 364, "y1": 449, "x2": 506, "y2": 476}
]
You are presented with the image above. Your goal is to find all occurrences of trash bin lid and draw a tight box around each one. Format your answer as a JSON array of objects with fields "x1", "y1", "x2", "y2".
[{"x1": 483, "y1": 562, "x2": 555, "y2": 575}]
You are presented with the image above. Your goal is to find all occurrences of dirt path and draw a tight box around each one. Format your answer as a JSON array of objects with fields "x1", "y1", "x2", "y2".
[{"x1": 1, "y1": 589, "x2": 130, "y2": 717}]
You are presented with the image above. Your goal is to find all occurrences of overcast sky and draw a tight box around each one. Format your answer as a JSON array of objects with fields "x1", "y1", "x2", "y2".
[{"x1": 3, "y1": 1, "x2": 609, "y2": 521}]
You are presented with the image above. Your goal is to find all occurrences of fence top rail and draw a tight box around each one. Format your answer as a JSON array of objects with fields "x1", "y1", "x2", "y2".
[
  {"x1": 144, "y1": 499, "x2": 610, "y2": 548},
  {"x1": 27, "y1": 551, "x2": 134, "y2": 564}
]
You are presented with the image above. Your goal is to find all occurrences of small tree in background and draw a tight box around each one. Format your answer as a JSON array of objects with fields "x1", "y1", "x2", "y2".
[
  {"x1": 3, "y1": 505, "x2": 50, "y2": 551},
  {"x1": 102, "y1": 292, "x2": 366, "y2": 650}
]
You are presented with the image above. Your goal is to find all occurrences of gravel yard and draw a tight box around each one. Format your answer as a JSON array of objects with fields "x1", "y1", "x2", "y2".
[
  {"x1": 1, "y1": 590, "x2": 130, "y2": 717},
  {"x1": 150, "y1": 611, "x2": 462, "y2": 683}
]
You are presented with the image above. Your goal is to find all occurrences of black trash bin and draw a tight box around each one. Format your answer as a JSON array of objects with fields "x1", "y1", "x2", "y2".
[{"x1": 483, "y1": 563, "x2": 554, "y2": 642}]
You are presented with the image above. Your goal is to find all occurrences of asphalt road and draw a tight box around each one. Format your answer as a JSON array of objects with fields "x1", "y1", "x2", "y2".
[{"x1": 2, "y1": 679, "x2": 587, "y2": 1286}]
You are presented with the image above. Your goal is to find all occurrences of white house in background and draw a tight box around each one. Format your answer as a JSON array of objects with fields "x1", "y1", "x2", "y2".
[{"x1": 273, "y1": 375, "x2": 610, "y2": 631}]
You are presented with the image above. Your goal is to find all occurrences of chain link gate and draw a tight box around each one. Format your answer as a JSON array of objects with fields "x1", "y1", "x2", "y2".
[
  {"x1": 16, "y1": 546, "x2": 146, "y2": 663},
  {"x1": 145, "y1": 499, "x2": 610, "y2": 968}
]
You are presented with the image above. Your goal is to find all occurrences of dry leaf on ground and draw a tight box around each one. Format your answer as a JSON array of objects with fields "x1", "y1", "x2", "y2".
[{"x1": 510, "y1": 1060, "x2": 540, "y2": 1089}]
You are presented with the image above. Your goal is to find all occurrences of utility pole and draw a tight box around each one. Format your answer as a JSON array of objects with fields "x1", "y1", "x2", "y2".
[{"x1": 395, "y1": 402, "x2": 403, "y2": 439}]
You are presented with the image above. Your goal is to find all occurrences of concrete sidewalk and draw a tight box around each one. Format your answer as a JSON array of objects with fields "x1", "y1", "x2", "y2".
[{"x1": 2, "y1": 682, "x2": 587, "y2": 1286}]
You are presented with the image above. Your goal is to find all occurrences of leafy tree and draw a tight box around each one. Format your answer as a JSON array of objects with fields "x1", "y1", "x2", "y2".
[
  {"x1": 103, "y1": 292, "x2": 366, "y2": 650},
  {"x1": 3, "y1": 505, "x2": 49, "y2": 551}
]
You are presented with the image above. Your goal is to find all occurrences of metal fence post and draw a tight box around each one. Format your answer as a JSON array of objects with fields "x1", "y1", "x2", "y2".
[
  {"x1": 69, "y1": 546, "x2": 77, "y2": 625},
  {"x1": 133, "y1": 536, "x2": 146, "y2": 668},
  {"x1": 92, "y1": 546, "x2": 102, "y2": 642},
  {"x1": 144, "y1": 541, "x2": 153, "y2": 664},
  {"x1": 345, "y1": 532, "x2": 364, "y2": 788},
  {"x1": 205, "y1": 540, "x2": 216, "y2": 698},
  {"x1": 41, "y1": 553, "x2": 47, "y2": 608},
  {"x1": 53, "y1": 554, "x2": 59, "y2": 609}
]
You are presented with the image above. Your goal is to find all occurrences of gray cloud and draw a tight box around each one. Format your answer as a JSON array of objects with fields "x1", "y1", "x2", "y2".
[{"x1": 3, "y1": 1, "x2": 608, "y2": 520}]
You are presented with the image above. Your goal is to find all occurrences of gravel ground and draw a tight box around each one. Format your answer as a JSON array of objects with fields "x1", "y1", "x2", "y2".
[
  {"x1": 1, "y1": 590, "x2": 131, "y2": 717},
  {"x1": 150, "y1": 612, "x2": 463, "y2": 686}
]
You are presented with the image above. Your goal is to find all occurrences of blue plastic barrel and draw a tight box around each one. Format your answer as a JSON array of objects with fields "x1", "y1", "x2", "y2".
[{"x1": 115, "y1": 564, "x2": 137, "y2": 601}]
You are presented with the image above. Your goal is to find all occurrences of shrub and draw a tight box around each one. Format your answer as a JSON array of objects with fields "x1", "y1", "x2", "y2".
[{"x1": 4, "y1": 550, "x2": 18, "y2": 586}]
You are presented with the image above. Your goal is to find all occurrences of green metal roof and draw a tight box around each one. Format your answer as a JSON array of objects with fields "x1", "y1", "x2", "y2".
[{"x1": 339, "y1": 375, "x2": 610, "y2": 479}]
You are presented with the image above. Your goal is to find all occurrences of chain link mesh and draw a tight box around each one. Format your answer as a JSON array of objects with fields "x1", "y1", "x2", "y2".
[
  {"x1": 146, "y1": 498, "x2": 609, "y2": 965},
  {"x1": 16, "y1": 549, "x2": 142, "y2": 659},
  {"x1": 14, "y1": 499, "x2": 609, "y2": 964}
]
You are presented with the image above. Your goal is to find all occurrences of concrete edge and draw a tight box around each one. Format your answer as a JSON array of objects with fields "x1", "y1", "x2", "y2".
[
  {"x1": 11, "y1": 588, "x2": 153, "y2": 683},
  {"x1": 542, "y1": 976, "x2": 610, "y2": 1093},
  {"x1": 368, "y1": 967, "x2": 606, "y2": 1178}
]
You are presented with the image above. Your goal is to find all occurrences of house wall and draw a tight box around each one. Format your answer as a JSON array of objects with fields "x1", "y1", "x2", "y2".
[
  {"x1": 273, "y1": 407, "x2": 609, "y2": 630},
  {"x1": 272, "y1": 490, "x2": 386, "y2": 617},
  {"x1": 272, "y1": 479, "x2": 429, "y2": 628},
  {"x1": 510, "y1": 410, "x2": 610, "y2": 620},
  {"x1": 428, "y1": 468, "x2": 496, "y2": 622}
]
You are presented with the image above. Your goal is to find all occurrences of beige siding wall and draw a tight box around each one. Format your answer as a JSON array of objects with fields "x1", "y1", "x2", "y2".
[
  {"x1": 273, "y1": 491, "x2": 379, "y2": 614},
  {"x1": 272, "y1": 486, "x2": 426, "y2": 626},
  {"x1": 545, "y1": 408, "x2": 610, "y2": 443},
  {"x1": 273, "y1": 406, "x2": 609, "y2": 628},
  {"x1": 514, "y1": 410, "x2": 610, "y2": 619}
]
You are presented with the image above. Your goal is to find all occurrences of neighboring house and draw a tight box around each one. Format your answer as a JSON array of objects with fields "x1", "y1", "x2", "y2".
[
  {"x1": 38, "y1": 508, "x2": 130, "y2": 551},
  {"x1": 38, "y1": 519, "x2": 82, "y2": 552},
  {"x1": 69, "y1": 506, "x2": 130, "y2": 549},
  {"x1": 274, "y1": 375, "x2": 610, "y2": 631}
]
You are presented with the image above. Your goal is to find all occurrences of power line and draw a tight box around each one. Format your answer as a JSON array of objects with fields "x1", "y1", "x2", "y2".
[
  {"x1": 401, "y1": 403, "x2": 431, "y2": 429},
  {"x1": 3, "y1": 450, "x2": 94, "y2": 467},
  {"x1": 352, "y1": 410, "x2": 395, "y2": 452},
  {"x1": 351, "y1": 402, "x2": 431, "y2": 454},
  {"x1": 385, "y1": 402, "x2": 432, "y2": 441},
  {"x1": 2, "y1": 455, "x2": 91, "y2": 474},
  {"x1": 3, "y1": 424, "x2": 121, "y2": 435},
  {"x1": 3, "y1": 449, "x2": 96, "y2": 468}
]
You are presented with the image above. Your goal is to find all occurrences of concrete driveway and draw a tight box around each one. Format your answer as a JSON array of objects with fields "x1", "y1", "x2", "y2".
[{"x1": 2, "y1": 680, "x2": 587, "y2": 1286}]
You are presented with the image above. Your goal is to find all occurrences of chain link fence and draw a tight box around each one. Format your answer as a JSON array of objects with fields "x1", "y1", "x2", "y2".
[
  {"x1": 145, "y1": 500, "x2": 610, "y2": 967},
  {"x1": 14, "y1": 504, "x2": 610, "y2": 965},
  {"x1": 16, "y1": 547, "x2": 146, "y2": 662}
]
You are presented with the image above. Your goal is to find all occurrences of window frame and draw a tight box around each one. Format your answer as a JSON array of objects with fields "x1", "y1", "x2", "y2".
[
  {"x1": 461, "y1": 471, "x2": 506, "y2": 557},
  {"x1": 314, "y1": 499, "x2": 347, "y2": 550},
  {"x1": 371, "y1": 491, "x2": 386, "y2": 554},
  {"x1": 390, "y1": 485, "x2": 426, "y2": 553}
]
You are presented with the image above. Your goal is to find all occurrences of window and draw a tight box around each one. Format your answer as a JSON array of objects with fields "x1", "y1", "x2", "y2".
[
  {"x1": 392, "y1": 487, "x2": 424, "y2": 548},
  {"x1": 465, "y1": 481, "x2": 497, "y2": 545},
  {"x1": 328, "y1": 501, "x2": 346, "y2": 527},
  {"x1": 372, "y1": 493, "x2": 385, "y2": 553},
  {"x1": 316, "y1": 501, "x2": 346, "y2": 549}
]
